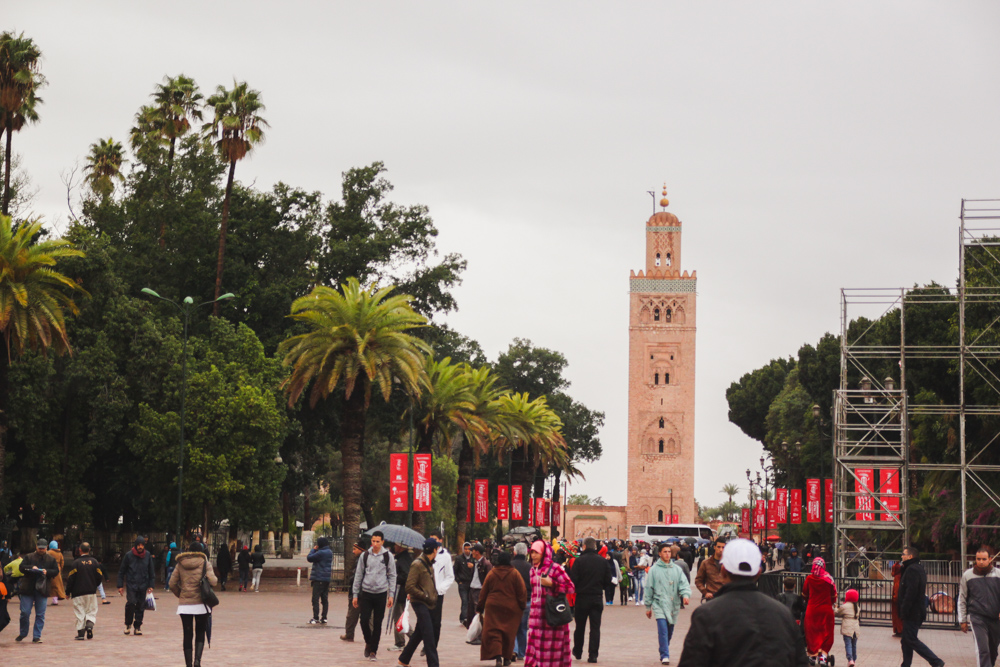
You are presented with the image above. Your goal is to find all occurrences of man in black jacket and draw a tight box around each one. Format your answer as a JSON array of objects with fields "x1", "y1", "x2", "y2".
[
  {"x1": 571, "y1": 537, "x2": 612, "y2": 663},
  {"x1": 117, "y1": 536, "x2": 156, "y2": 636},
  {"x1": 453, "y1": 542, "x2": 474, "y2": 627},
  {"x1": 898, "y1": 546, "x2": 944, "y2": 667},
  {"x1": 678, "y1": 538, "x2": 807, "y2": 667},
  {"x1": 66, "y1": 542, "x2": 103, "y2": 640},
  {"x1": 389, "y1": 542, "x2": 413, "y2": 651},
  {"x1": 16, "y1": 539, "x2": 59, "y2": 643}
]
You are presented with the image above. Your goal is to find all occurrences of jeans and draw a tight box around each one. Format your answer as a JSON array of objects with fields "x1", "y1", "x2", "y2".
[
  {"x1": 901, "y1": 619, "x2": 943, "y2": 667},
  {"x1": 467, "y1": 587, "x2": 481, "y2": 628},
  {"x1": 573, "y1": 597, "x2": 604, "y2": 659},
  {"x1": 514, "y1": 602, "x2": 530, "y2": 658},
  {"x1": 164, "y1": 566, "x2": 174, "y2": 590},
  {"x1": 634, "y1": 571, "x2": 646, "y2": 603},
  {"x1": 124, "y1": 586, "x2": 146, "y2": 629},
  {"x1": 358, "y1": 590, "x2": 388, "y2": 653},
  {"x1": 431, "y1": 593, "x2": 444, "y2": 644},
  {"x1": 843, "y1": 634, "x2": 857, "y2": 662},
  {"x1": 19, "y1": 592, "x2": 46, "y2": 639},
  {"x1": 239, "y1": 569, "x2": 250, "y2": 589},
  {"x1": 458, "y1": 585, "x2": 471, "y2": 625},
  {"x1": 311, "y1": 581, "x2": 330, "y2": 621},
  {"x1": 399, "y1": 601, "x2": 438, "y2": 667},
  {"x1": 656, "y1": 618, "x2": 674, "y2": 660},
  {"x1": 251, "y1": 568, "x2": 263, "y2": 590}
]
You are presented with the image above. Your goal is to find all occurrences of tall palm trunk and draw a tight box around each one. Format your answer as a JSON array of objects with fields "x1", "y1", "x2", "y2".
[
  {"x1": 213, "y1": 159, "x2": 237, "y2": 315},
  {"x1": 0, "y1": 354, "x2": 8, "y2": 504},
  {"x1": 158, "y1": 138, "x2": 177, "y2": 248},
  {"x1": 454, "y1": 436, "x2": 474, "y2": 546},
  {"x1": 411, "y1": 427, "x2": 435, "y2": 534},
  {"x1": 2, "y1": 119, "x2": 12, "y2": 216},
  {"x1": 340, "y1": 389, "x2": 366, "y2": 581}
]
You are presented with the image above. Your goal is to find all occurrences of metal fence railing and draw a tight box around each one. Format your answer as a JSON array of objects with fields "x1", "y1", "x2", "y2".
[{"x1": 760, "y1": 571, "x2": 960, "y2": 630}]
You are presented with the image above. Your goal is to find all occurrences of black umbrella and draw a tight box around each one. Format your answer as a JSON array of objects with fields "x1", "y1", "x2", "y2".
[{"x1": 364, "y1": 523, "x2": 425, "y2": 549}]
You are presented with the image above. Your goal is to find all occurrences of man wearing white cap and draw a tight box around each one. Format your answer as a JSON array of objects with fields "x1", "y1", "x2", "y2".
[{"x1": 677, "y1": 539, "x2": 808, "y2": 667}]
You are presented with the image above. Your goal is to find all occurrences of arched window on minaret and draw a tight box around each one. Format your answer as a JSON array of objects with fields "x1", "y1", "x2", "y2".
[
  {"x1": 655, "y1": 252, "x2": 661, "y2": 267},
  {"x1": 659, "y1": 417, "x2": 664, "y2": 429},
  {"x1": 666, "y1": 252, "x2": 672, "y2": 267},
  {"x1": 664, "y1": 373, "x2": 670, "y2": 385},
  {"x1": 665, "y1": 308, "x2": 672, "y2": 323},
  {"x1": 653, "y1": 308, "x2": 660, "y2": 322},
  {"x1": 654, "y1": 372, "x2": 659, "y2": 385},
  {"x1": 657, "y1": 510, "x2": 664, "y2": 522},
  {"x1": 658, "y1": 439, "x2": 664, "y2": 453}
]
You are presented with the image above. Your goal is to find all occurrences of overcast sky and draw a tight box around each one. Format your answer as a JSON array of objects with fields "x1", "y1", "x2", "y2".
[{"x1": 9, "y1": 2, "x2": 1000, "y2": 509}]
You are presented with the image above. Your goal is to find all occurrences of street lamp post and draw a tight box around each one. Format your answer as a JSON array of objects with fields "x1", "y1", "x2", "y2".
[
  {"x1": 141, "y1": 288, "x2": 235, "y2": 542},
  {"x1": 760, "y1": 454, "x2": 776, "y2": 545}
]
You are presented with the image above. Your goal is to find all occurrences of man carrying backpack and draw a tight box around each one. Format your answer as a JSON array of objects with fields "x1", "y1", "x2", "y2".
[{"x1": 352, "y1": 530, "x2": 396, "y2": 661}]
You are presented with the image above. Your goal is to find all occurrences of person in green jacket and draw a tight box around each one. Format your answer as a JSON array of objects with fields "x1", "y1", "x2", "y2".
[{"x1": 644, "y1": 542, "x2": 691, "y2": 665}]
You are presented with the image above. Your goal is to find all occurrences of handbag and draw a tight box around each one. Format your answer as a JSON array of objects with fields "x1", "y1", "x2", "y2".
[
  {"x1": 543, "y1": 567, "x2": 573, "y2": 627},
  {"x1": 200, "y1": 559, "x2": 219, "y2": 609}
]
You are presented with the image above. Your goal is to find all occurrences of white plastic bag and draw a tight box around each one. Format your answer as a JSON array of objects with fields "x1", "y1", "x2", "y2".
[
  {"x1": 465, "y1": 612, "x2": 482, "y2": 643},
  {"x1": 145, "y1": 591, "x2": 156, "y2": 611},
  {"x1": 395, "y1": 599, "x2": 412, "y2": 635}
]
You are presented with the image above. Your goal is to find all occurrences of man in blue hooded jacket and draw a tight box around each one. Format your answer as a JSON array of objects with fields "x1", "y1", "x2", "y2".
[
  {"x1": 117, "y1": 537, "x2": 155, "y2": 636},
  {"x1": 307, "y1": 537, "x2": 333, "y2": 624}
]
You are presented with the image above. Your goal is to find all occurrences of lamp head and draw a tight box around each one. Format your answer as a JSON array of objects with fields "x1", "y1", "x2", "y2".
[
  {"x1": 183, "y1": 296, "x2": 194, "y2": 305},
  {"x1": 812, "y1": 404, "x2": 821, "y2": 419},
  {"x1": 141, "y1": 288, "x2": 160, "y2": 298},
  {"x1": 219, "y1": 293, "x2": 235, "y2": 301}
]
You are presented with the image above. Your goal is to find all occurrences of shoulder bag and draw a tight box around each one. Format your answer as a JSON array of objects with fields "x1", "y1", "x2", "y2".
[
  {"x1": 543, "y1": 566, "x2": 572, "y2": 627},
  {"x1": 201, "y1": 558, "x2": 219, "y2": 609}
]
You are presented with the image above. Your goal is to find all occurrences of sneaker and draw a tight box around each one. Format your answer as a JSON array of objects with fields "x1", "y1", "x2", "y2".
[
  {"x1": 321, "y1": 619, "x2": 328, "y2": 624},
  {"x1": 102, "y1": 599, "x2": 110, "y2": 604},
  {"x1": 388, "y1": 645, "x2": 404, "y2": 652},
  {"x1": 15, "y1": 635, "x2": 26, "y2": 642},
  {"x1": 32, "y1": 638, "x2": 43, "y2": 643},
  {"x1": 124, "y1": 625, "x2": 131, "y2": 635},
  {"x1": 341, "y1": 635, "x2": 354, "y2": 642},
  {"x1": 133, "y1": 628, "x2": 143, "y2": 636},
  {"x1": 308, "y1": 618, "x2": 319, "y2": 625},
  {"x1": 661, "y1": 659, "x2": 669, "y2": 665},
  {"x1": 369, "y1": 653, "x2": 378, "y2": 662},
  {"x1": 86, "y1": 627, "x2": 93, "y2": 640}
]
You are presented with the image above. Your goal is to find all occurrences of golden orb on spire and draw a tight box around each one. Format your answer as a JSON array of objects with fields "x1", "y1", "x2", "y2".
[{"x1": 660, "y1": 183, "x2": 669, "y2": 208}]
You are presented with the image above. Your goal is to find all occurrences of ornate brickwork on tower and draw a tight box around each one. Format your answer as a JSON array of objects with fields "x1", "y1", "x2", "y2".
[{"x1": 627, "y1": 187, "x2": 697, "y2": 527}]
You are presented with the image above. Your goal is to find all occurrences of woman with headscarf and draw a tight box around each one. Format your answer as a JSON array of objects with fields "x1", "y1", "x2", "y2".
[
  {"x1": 890, "y1": 560, "x2": 903, "y2": 636},
  {"x1": 801, "y1": 556, "x2": 836, "y2": 664},
  {"x1": 525, "y1": 540, "x2": 575, "y2": 667},
  {"x1": 476, "y1": 551, "x2": 527, "y2": 666},
  {"x1": 47, "y1": 540, "x2": 66, "y2": 604},
  {"x1": 169, "y1": 541, "x2": 218, "y2": 667}
]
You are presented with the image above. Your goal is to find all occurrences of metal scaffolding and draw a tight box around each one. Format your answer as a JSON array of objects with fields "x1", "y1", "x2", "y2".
[{"x1": 834, "y1": 199, "x2": 1000, "y2": 578}]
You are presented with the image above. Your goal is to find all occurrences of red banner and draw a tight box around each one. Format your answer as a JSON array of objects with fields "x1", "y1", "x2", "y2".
[
  {"x1": 535, "y1": 497, "x2": 547, "y2": 527},
  {"x1": 551, "y1": 501, "x2": 561, "y2": 526},
  {"x1": 466, "y1": 485, "x2": 471, "y2": 523},
  {"x1": 474, "y1": 479, "x2": 489, "y2": 523},
  {"x1": 414, "y1": 453, "x2": 432, "y2": 511},
  {"x1": 767, "y1": 500, "x2": 777, "y2": 529},
  {"x1": 511, "y1": 486, "x2": 523, "y2": 521},
  {"x1": 855, "y1": 469, "x2": 875, "y2": 521},
  {"x1": 741, "y1": 507, "x2": 751, "y2": 533},
  {"x1": 825, "y1": 478, "x2": 834, "y2": 523},
  {"x1": 790, "y1": 489, "x2": 802, "y2": 524},
  {"x1": 806, "y1": 479, "x2": 821, "y2": 522},
  {"x1": 776, "y1": 488, "x2": 788, "y2": 523},
  {"x1": 497, "y1": 485, "x2": 509, "y2": 520},
  {"x1": 672, "y1": 514, "x2": 679, "y2": 524},
  {"x1": 753, "y1": 499, "x2": 765, "y2": 531},
  {"x1": 880, "y1": 468, "x2": 900, "y2": 522},
  {"x1": 528, "y1": 498, "x2": 533, "y2": 526},
  {"x1": 389, "y1": 454, "x2": 408, "y2": 512}
]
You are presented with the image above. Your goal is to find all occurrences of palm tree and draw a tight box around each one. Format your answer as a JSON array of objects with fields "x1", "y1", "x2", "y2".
[
  {"x1": 0, "y1": 32, "x2": 44, "y2": 216},
  {"x1": 84, "y1": 138, "x2": 125, "y2": 199},
  {"x1": 0, "y1": 213, "x2": 86, "y2": 501},
  {"x1": 129, "y1": 104, "x2": 167, "y2": 161},
  {"x1": 204, "y1": 81, "x2": 267, "y2": 313},
  {"x1": 151, "y1": 75, "x2": 202, "y2": 246},
  {"x1": 279, "y1": 277, "x2": 429, "y2": 575},
  {"x1": 721, "y1": 483, "x2": 740, "y2": 520},
  {"x1": 409, "y1": 355, "x2": 477, "y2": 533}
]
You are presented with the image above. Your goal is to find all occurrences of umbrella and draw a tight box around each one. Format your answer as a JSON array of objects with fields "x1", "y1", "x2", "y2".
[
  {"x1": 364, "y1": 523, "x2": 425, "y2": 549},
  {"x1": 206, "y1": 613, "x2": 212, "y2": 647}
]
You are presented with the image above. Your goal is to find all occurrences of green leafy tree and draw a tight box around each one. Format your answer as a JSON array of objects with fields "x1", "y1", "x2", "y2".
[
  {"x1": 204, "y1": 80, "x2": 268, "y2": 313},
  {"x1": 0, "y1": 32, "x2": 44, "y2": 215},
  {"x1": 280, "y1": 278, "x2": 429, "y2": 574},
  {"x1": 84, "y1": 138, "x2": 125, "y2": 199}
]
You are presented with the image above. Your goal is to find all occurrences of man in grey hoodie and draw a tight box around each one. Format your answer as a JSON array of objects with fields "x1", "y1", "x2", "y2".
[
  {"x1": 959, "y1": 545, "x2": 1000, "y2": 667},
  {"x1": 352, "y1": 530, "x2": 396, "y2": 661}
]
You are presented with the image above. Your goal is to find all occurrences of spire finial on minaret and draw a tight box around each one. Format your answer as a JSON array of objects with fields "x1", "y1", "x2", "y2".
[{"x1": 660, "y1": 182, "x2": 669, "y2": 209}]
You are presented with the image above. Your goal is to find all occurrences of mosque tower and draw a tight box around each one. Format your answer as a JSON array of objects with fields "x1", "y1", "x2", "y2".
[{"x1": 627, "y1": 185, "x2": 697, "y2": 526}]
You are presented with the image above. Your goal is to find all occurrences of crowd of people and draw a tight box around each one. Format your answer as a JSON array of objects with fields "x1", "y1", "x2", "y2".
[{"x1": 3, "y1": 534, "x2": 999, "y2": 667}]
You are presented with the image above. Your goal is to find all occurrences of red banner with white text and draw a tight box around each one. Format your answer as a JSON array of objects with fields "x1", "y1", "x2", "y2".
[
  {"x1": 825, "y1": 479, "x2": 834, "y2": 523},
  {"x1": 767, "y1": 500, "x2": 777, "y2": 529},
  {"x1": 497, "y1": 485, "x2": 509, "y2": 521},
  {"x1": 790, "y1": 489, "x2": 802, "y2": 524},
  {"x1": 528, "y1": 498, "x2": 534, "y2": 526},
  {"x1": 552, "y1": 501, "x2": 560, "y2": 526},
  {"x1": 855, "y1": 468, "x2": 875, "y2": 521},
  {"x1": 535, "y1": 497, "x2": 548, "y2": 527},
  {"x1": 753, "y1": 499, "x2": 765, "y2": 531},
  {"x1": 474, "y1": 479, "x2": 489, "y2": 523},
  {"x1": 806, "y1": 479, "x2": 821, "y2": 522},
  {"x1": 741, "y1": 507, "x2": 751, "y2": 533},
  {"x1": 414, "y1": 453, "x2": 432, "y2": 511},
  {"x1": 672, "y1": 514, "x2": 679, "y2": 524},
  {"x1": 511, "y1": 486, "x2": 523, "y2": 521},
  {"x1": 880, "y1": 468, "x2": 900, "y2": 522},
  {"x1": 389, "y1": 454, "x2": 408, "y2": 512},
  {"x1": 776, "y1": 488, "x2": 788, "y2": 523}
]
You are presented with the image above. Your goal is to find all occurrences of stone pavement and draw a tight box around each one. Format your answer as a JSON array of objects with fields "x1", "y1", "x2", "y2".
[{"x1": 0, "y1": 588, "x2": 975, "y2": 666}]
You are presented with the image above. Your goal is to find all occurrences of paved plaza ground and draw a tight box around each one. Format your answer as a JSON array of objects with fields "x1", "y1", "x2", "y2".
[{"x1": 0, "y1": 586, "x2": 975, "y2": 666}]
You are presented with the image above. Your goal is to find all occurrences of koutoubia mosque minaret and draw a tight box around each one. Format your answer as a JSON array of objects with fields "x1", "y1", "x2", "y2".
[{"x1": 627, "y1": 185, "x2": 697, "y2": 526}]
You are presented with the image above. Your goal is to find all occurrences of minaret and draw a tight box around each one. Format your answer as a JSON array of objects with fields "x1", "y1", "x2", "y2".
[{"x1": 627, "y1": 185, "x2": 697, "y2": 526}]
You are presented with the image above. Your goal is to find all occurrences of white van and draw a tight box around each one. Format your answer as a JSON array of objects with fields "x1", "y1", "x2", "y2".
[{"x1": 630, "y1": 523, "x2": 714, "y2": 542}]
